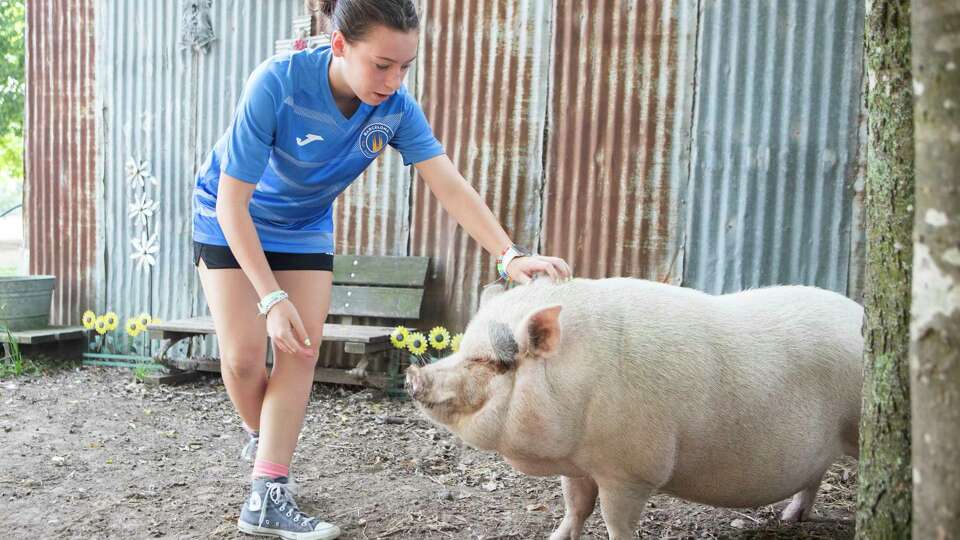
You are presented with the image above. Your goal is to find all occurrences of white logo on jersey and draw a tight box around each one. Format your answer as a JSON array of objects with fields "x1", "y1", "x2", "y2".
[{"x1": 296, "y1": 133, "x2": 324, "y2": 146}]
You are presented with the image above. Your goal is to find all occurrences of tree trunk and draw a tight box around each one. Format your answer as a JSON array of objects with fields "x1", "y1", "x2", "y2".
[
  {"x1": 910, "y1": 1, "x2": 960, "y2": 537},
  {"x1": 857, "y1": 0, "x2": 915, "y2": 538}
]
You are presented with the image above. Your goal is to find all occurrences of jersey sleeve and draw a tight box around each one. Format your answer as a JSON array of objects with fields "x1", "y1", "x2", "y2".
[
  {"x1": 220, "y1": 60, "x2": 284, "y2": 183},
  {"x1": 389, "y1": 90, "x2": 445, "y2": 166}
]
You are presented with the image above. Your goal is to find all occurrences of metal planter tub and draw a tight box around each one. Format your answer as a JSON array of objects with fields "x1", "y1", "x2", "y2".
[{"x1": 0, "y1": 276, "x2": 55, "y2": 331}]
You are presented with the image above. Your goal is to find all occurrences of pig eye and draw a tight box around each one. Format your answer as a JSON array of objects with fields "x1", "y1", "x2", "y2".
[{"x1": 469, "y1": 355, "x2": 512, "y2": 374}]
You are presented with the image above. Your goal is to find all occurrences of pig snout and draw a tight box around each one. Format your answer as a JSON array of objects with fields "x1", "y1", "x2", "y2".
[{"x1": 404, "y1": 365, "x2": 428, "y2": 401}]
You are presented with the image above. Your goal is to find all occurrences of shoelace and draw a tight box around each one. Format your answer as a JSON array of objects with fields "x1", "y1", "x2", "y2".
[{"x1": 259, "y1": 481, "x2": 316, "y2": 529}]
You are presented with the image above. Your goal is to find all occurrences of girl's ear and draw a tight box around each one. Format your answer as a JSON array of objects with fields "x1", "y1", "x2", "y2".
[{"x1": 330, "y1": 30, "x2": 347, "y2": 57}]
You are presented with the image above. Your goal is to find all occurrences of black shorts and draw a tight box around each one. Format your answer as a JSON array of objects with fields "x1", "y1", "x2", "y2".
[{"x1": 193, "y1": 242, "x2": 334, "y2": 272}]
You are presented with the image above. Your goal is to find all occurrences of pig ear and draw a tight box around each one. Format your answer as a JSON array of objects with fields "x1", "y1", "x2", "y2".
[
  {"x1": 515, "y1": 304, "x2": 562, "y2": 358},
  {"x1": 479, "y1": 282, "x2": 506, "y2": 309},
  {"x1": 488, "y1": 321, "x2": 520, "y2": 368}
]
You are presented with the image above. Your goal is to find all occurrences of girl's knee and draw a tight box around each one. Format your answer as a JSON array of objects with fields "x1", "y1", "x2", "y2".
[
  {"x1": 219, "y1": 340, "x2": 268, "y2": 378},
  {"x1": 222, "y1": 357, "x2": 267, "y2": 380}
]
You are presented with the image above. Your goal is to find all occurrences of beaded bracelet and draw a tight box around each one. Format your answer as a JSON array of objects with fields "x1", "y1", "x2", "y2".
[
  {"x1": 257, "y1": 290, "x2": 289, "y2": 316},
  {"x1": 496, "y1": 244, "x2": 532, "y2": 281}
]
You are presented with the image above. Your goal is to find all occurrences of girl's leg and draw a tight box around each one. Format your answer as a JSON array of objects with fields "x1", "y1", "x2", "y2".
[
  {"x1": 254, "y1": 269, "x2": 333, "y2": 468},
  {"x1": 196, "y1": 260, "x2": 269, "y2": 432}
]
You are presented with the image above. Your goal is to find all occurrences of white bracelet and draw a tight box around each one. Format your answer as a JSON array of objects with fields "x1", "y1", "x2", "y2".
[
  {"x1": 257, "y1": 290, "x2": 289, "y2": 316},
  {"x1": 497, "y1": 244, "x2": 532, "y2": 280}
]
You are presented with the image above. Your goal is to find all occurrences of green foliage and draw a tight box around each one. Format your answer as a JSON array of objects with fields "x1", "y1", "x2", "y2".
[
  {"x1": 0, "y1": 132, "x2": 22, "y2": 211},
  {"x1": 0, "y1": 0, "x2": 24, "y2": 139},
  {"x1": 132, "y1": 365, "x2": 149, "y2": 382},
  {"x1": 0, "y1": 324, "x2": 28, "y2": 378},
  {"x1": 0, "y1": 1, "x2": 23, "y2": 214}
]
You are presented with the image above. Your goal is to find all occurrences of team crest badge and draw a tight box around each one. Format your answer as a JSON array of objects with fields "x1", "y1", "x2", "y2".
[{"x1": 359, "y1": 122, "x2": 393, "y2": 158}]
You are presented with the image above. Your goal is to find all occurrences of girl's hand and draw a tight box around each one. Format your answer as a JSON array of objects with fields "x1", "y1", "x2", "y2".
[
  {"x1": 507, "y1": 255, "x2": 573, "y2": 284},
  {"x1": 266, "y1": 300, "x2": 314, "y2": 359}
]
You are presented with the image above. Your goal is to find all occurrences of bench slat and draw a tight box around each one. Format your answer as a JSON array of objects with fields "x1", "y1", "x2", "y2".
[
  {"x1": 332, "y1": 255, "x2": 428, "y2": 287},
  {"x1": 148, "y1": 318, "x2": 396, "y2": 344},
  {"x1": 329, "y1": 286, "x2": 423, "y2": 319}
]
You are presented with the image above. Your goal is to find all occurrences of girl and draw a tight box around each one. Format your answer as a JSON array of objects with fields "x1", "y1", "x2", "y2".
[{"x1": 192, "y1": 0, "x2": 572, "y2": 538}]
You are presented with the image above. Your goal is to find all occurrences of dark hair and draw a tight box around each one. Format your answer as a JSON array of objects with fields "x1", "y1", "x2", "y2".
[{"x1": 317, "y1": 0, "x2": 419, "y2": 42}]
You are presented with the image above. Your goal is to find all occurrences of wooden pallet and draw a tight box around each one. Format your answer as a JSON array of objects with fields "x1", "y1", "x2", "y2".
[{"x1": 0, "y1": 325, "x2": 88, "y2": 361}]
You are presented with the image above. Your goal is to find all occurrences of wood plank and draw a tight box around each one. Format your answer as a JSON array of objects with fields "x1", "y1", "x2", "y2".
[
  {"x1": 149, "y1": 319, "x2": 396, "y2": 344},
  {"x1": 164, "y1": 357, "x2": 388, "y2": 389},
  {"x1": 0, "y1": 325, "x2": 87, "y2": 344},
  {"x1": 330, "y1": 286, "x2": 424, "y2": 319},
  {"x1": 343, "y1": 340, "x2": 395, "y2": 355},
  {"x1": 147, "y1": 317, "x2": 214, "y2": 337},
  {"x1": 143, "y1": 370, "x2": 203, "y2": 386},
  {"x1": 332, "y1": 256, "x2": 429, "y2": 287}
]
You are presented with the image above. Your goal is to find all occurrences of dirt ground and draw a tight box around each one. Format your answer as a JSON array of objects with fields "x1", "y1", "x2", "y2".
[{"x1": 0, "y1": 366, "x2": 856, "y2": 539}]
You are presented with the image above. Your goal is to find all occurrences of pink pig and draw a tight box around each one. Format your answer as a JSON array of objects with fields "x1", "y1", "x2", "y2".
[{"x1": 406, "y1": 277, "x2": 862, "y2": 539}]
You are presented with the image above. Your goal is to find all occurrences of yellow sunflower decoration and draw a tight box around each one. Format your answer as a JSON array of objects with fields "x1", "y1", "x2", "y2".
[
  {"x1": 428, "y1": 326, "x2": 450, "y2": 351},
  {"x1": 104, "y1": 311, "x2": 119, "y2": 331},
  {"x1": 94, "y1": 316, "x2": 109, "y2": 335},
  {"x1": 125, "y1": 318, "x2": 141, "y2": 337},
  {"x1": 82, "y1": 310, "x2": 97, "y2": 330},
  {"x1": 451, "y1": 333, "x2": 464, "y2": 353},
  {"x1": 136, "y1": 313, "x2": 152, "y2": 331},
  {"x1": 407, "y1": 332, "x2": 428, "y2": 356},
  {"x1": 390, "y1": 325, "x2": 409, "y2": 349}
]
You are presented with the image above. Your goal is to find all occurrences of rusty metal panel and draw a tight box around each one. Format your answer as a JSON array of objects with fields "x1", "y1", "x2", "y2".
[
  {"x1": 410, "y1": 0, "x2": 554, "y2": 331},
  {"x1": 542, "y1": 0, "x2": 696, "y2": 285},
  {"x1": 24, "y1": 0, "x2": 98, "y2": 325},
  {"x1": 683, "y1": 0, "x2": 866, "y2": 295}
]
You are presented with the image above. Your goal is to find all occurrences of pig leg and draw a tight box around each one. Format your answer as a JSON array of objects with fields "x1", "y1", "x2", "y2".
[
  {"x1": 780, "y1": 478, "x2": 823, "y2": 522},
  {"x1": 549, "y1": 475, "x2": 599, "y2": 540},
  {"x1": 597, "y1": 482, "x2": 654, "y2": 540}
]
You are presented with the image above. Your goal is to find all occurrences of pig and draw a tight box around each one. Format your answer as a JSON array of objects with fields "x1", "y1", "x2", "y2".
[{"x1": 405, "y1": 277, "x2": 862, "y2": 539}]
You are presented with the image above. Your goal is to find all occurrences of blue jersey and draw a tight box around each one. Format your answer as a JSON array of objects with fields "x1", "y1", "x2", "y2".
[{"x1": 192, "y1": 45, "x2": 444, "y2": 253}]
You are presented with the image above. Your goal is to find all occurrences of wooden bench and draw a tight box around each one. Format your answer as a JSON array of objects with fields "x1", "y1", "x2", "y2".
[{"x1": 148, "y1": 255, "x2": 429, "y2": 388}]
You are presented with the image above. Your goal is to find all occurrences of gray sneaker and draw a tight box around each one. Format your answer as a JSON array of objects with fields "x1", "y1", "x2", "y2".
[
  {"x1": 241, "y1": 431, "x2": 259, "y2": 461},
  {"x1": 238, "y1": 476, "x2": 340, "y2": 540}
]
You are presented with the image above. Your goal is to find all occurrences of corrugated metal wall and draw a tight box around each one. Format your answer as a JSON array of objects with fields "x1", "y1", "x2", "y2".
[
  {"x1": 411, "y1": 0, "x2": 554, "y2": 331},
  {"x1": 541, "y1": 0, "x2": 696, "y2": 283},
  {"x1": 26, "y1": 0, "x2": 868, "y2": 352},
  {"x1": 24, "y1": 0, "x2": 98, "y2": 325},
  {"x1": 684, "y1": 0, "x2": 866, "y2": 294},
  {"x1": 408, "y1": 0, "x2": 864, "y2": 331},
  {"x1": 410, "y1": 0, "x2": 700, "y2": 331},
  {"x1": 97, "y1": 0, "x2": 297, "y2": 325}
]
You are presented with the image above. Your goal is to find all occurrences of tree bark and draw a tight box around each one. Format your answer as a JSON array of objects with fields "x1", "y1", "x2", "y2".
[
  {"x1": 910, "y1": 1, "x2": 960, "y2": 538},
  {"x1": 857, "y1": 0, "x2": 915, "y2": 538}
]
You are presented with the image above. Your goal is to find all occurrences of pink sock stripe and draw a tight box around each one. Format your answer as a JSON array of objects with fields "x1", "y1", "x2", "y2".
[{"x1": 252, "y1": 459, "x2": 289, "y2": 479}]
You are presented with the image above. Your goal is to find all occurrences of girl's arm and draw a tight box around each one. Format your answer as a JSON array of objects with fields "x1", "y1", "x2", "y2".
[{"x1": 414, "y1": 155, "x2": 572, "y2": 283}]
